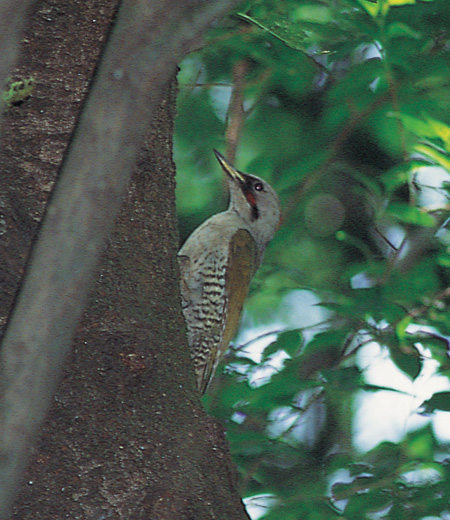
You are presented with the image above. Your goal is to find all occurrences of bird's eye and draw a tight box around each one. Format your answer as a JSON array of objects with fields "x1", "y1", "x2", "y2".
[{"x1": 254, "y1": 182, "x2": 264, "y2": 191}]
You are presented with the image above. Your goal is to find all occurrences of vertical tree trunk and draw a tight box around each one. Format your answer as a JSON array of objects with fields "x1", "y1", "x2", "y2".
[{"x1": 0, "y1": 0, "x2": 250, "y2": 518}]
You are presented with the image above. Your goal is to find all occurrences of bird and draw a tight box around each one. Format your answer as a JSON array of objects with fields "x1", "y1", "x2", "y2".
[{"x1": 178, "y1": 149, "x2": 281, "y2": 394}]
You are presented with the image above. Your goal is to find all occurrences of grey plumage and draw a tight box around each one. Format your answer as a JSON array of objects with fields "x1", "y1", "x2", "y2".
[{"x1": 178, "y1": 151, "x2": 280, "y2": 393}]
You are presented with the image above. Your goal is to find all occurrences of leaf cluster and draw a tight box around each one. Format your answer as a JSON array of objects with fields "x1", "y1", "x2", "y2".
[{"x1": 176, "y1": 0, "x2": 450, "y2": 518}]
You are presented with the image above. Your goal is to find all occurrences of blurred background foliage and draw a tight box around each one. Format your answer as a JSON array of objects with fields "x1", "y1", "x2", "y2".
[{"x1": 175, "y1": 0, "x2": 450, "y2": 518}]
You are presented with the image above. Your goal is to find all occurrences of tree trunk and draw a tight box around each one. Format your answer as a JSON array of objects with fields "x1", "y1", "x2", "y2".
[{"x1": 0, "y1": 0, "x2": 249, "y2": 518}]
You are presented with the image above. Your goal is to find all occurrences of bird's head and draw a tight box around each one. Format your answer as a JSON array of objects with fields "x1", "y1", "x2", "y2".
[{"x1": 214, "y1": 149, "x2": 281, "y2": 247}]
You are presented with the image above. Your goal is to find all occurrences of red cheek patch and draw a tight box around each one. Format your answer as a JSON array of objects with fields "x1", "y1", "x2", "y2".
[{"x1": 245, "y1": 192, "x2": 257, "y2": 208}]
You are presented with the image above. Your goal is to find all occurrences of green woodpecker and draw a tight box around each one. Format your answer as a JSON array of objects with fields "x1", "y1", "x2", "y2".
[{"x1": 178, "y1": 150, "x2": 281, "y2": 394}]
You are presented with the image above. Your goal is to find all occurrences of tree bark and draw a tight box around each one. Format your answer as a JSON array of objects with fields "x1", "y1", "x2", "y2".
[
  {"x1": 0, "y1": 0, "x2": 249, "y2": 518},
  {"x1": 0, "y1": 0, "x2": 38, "y2": 121}
]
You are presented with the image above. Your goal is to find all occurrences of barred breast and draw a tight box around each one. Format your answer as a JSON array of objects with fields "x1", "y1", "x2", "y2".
[
  {"x1": 178, "y1": 217, "x2": 257, "y2": 393},
  {"x1": 179, "y1": 249, "x2": 228, "y2": 392}
]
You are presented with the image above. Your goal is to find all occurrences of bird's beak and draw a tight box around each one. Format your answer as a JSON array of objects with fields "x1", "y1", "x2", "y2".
[{"x1": 213, "y1": 149, "x2": 245, "y2": 183}]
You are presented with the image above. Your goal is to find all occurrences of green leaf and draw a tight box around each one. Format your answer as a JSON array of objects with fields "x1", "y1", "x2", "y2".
[
  {"x1": 397, "y1": 113, "x2": 435, "y2": 138},
  {"x1": 237, "y1": 12, "x2": 310, "y2": 52},
  {"x1": 261, "y1": 340, "x2": 282, "y2": 361},
  {"x1": 388, "y1": 341, "x2": 422, "y2": 380},
  {"x1": 386, "y1": 0, "x2": 417, "y2": 6},
  {"x1": 361, "y1": 383, "x2": 410, "y2": 395},
  {"x1": 415, "y1": 143, "x2": 450, "y2": 173},
  {"x1": 273, "y1": 329, "x2": 303, "y2": 357},
  {"x1": 368, "y1": 441, "x2": 404, "y2": 477},
  {"x1": 248, "y1": 358, "x2": 322, "y2": 410},
  {"x1": 382, "y1": 0, "x2": 417, "y2": 16},
  {"x1": 297, "y1": 329, "x2": 350, "y2": 377},
  {"x1": 422, "y1": 391, "x2": 450, "y2": 413},
  {"x1": 425, "y1": 116, "x2": 450, "y2": 149},
  {"x1": 396, "y1": 315, "x2": 413, "y2": 340},
  {"x1": 403, "y1": 425, "x2": 436, "y2": 459},
  {"x1": 357, "y1": 0, "x2": 380, "y2": 17},
  {"x1": 395, "y1": 114, "x2": 450, "y2": 154},
  {"x1": 293, "y1": 5, "x2": 334, "y2": 24},
  {"x1": 386, "y1": 22, "x2": 421, "y2": 40},
  {"x1": 387, "y1": 202, "x2": 436, "y2": 227}
]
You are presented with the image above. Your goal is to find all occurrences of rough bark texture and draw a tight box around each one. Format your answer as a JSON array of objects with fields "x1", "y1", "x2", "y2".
[
  {"x1": 0, "y1": 0, "x2": 249, "y2": 519},
  {"x1": 0, "y1": 0, "x2": 38, "y2": 127}
]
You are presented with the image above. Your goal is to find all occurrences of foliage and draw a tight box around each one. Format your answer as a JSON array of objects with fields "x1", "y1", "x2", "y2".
[
  {"x1": 176, "y1": 0, "x2": 450, "y2": 518},
  {"x1": 2, "y1": 77, "x2": 34, "y2": 108}
]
